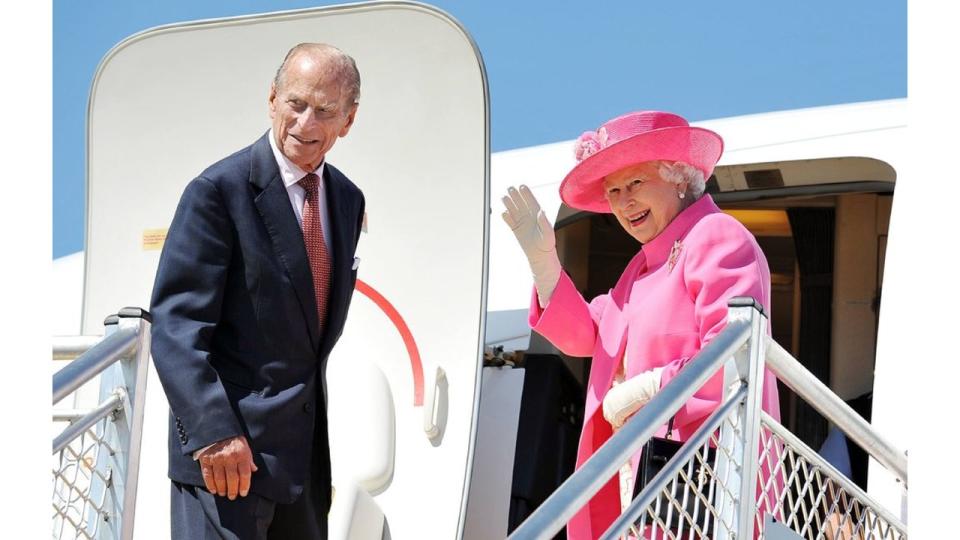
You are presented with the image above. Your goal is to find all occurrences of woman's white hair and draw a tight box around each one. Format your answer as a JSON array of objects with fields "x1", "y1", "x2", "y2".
[{"x1": 658, "y1": 161, "x2": 707, "y2": 199}]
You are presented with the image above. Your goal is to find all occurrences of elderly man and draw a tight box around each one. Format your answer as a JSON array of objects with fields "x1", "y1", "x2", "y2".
[{"x1": 150, "y1": 43, "x2": 365, "y2": 539}]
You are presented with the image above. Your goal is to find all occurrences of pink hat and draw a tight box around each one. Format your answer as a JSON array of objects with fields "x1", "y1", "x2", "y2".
[{"x1": 560, "y1": 111, "x2": 724, "y2": 213}]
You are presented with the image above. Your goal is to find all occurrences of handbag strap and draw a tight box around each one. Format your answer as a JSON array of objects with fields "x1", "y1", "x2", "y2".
[{"x1": 666, "y1": 415, "x2": 676, "y2": 440}]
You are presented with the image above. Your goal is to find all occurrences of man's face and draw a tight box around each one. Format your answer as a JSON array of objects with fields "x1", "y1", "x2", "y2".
[{"x1": 268, "y1": 53, "x2": 358, "y2": 172}]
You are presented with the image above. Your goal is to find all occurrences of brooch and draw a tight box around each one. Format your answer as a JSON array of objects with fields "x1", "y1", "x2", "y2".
[{"x1": 668, "y1": 240, "x2": 683, "y2": 272}]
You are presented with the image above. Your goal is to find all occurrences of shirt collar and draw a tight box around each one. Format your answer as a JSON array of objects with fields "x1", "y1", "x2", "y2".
[
  {"x1": 641, "y1": 194, "x2": 720, "y2": 268},
  {"x1": 267, "y1": 128, "x2": 326, "y2": 188}
]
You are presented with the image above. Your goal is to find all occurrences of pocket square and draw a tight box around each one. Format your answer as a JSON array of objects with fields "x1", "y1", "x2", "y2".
[{"x1": 352, "y1": 257, "x2": 361, "y2": 270}]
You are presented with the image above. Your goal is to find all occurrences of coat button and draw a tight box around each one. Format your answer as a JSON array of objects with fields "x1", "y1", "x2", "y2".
[{"x1": 303, "y1": 402, "x2": 313, "y2": 413}]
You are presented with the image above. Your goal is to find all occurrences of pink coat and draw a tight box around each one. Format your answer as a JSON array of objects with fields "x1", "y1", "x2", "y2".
[{"x1": 529, "y1": 195, "x2": 781, "y2": 539}]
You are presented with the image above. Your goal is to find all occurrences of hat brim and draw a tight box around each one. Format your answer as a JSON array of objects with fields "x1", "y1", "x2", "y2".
[{"x1": 559, "y1": 126, "x2": 723, "y2": 213}]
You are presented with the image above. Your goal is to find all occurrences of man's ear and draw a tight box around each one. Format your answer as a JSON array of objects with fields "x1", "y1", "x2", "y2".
[
  {"x1": 268, "y1": 83, "x2": 278, "y2": 119},
  {"x1": 339, "y1": 104, "x2": 358, "y2": 138}
]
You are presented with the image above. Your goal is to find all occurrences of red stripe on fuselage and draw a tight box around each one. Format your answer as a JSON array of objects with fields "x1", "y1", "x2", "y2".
[{"x1": 354, "y1": 279, "x2": 424, "y2": 406}]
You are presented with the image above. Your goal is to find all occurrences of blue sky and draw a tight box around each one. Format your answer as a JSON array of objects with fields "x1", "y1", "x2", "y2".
[{"x1": 53, "y1": 0, "x2": 905, "y2": 258}]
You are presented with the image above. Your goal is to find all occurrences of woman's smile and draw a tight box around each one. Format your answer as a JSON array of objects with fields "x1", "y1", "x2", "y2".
[{"x1": 626, "y1": 209, "x2": 651, "y2": 227}]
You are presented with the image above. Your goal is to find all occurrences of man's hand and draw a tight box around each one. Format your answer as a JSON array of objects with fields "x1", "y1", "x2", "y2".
[
  {"x1": 501, "y1": 185, "x2": 562, "y2": 307},
  {"x1": 602, "y1": 368, "x2": 663, "y2": 429},
  {"x1": 197, "y1": 435, "x2": 258, "y2": 499}
]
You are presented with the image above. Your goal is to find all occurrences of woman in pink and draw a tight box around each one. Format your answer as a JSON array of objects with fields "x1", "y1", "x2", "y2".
[{"x1": 502, "y1": 111, "x2": 781, "y2": 539}]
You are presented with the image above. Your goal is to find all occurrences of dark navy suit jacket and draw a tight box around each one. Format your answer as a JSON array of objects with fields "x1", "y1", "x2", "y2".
[{"x1": 150, "y1": 133, "x2": 364, "y2": 504}]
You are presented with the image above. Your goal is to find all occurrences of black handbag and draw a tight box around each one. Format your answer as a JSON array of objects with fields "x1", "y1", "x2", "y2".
[{"x1": 632, "y1": 416, "x2": 717, "y2": 532}]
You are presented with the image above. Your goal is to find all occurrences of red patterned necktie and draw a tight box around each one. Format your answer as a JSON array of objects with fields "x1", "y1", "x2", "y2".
[{"x1": 299, "y1": 173, "x2": 331, "y2": 331}]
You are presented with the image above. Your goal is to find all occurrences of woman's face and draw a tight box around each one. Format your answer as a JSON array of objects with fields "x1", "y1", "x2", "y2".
[{"x1": 603, "y1": 161, "x2": 688, "y2": 243}]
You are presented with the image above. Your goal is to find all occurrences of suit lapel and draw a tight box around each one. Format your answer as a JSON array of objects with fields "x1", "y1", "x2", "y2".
[
  {"x1": 249, "y1": 134, "x2": 321, "y2": 352},
  {"x1": 320, "y1": 165, "x2": 354, "y2": 357}
]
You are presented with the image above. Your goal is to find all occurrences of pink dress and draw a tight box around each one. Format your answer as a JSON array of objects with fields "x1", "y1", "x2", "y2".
[{"x1": 529, "y1": 195, "x2": 781, "y2": 540}]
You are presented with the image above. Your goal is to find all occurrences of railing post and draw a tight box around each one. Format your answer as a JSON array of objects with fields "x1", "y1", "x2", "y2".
[
  {"x1": 723, "y1": 298, "x2": 767, "y2": 540},
  {"x1": 715, "y1": 359, "x2": 741, "y2": 540},
  {"x1": 87, "y1": 308, "x2": 152, "y2": 540},
  {"x1": 104, "y1": 308, "x2": 152, "y2": 540},
  {"x1": 82, "y1": 313, "x2": 121, "y2": 538},
  {"x1": 117, "y1": 308, "x2": 151, "y2": 540}
]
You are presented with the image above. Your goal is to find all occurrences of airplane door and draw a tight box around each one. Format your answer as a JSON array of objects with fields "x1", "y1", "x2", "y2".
[{"x1": 82, "y1": 3, "x2": 489, "y2": 538}]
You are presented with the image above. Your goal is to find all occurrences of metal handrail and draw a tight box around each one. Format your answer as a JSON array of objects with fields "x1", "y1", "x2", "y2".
[
  {"x1": 765, "y1": 338, "x2": 909, "y2": 486},
  {"x1": 52, "y1": 309, "x2": 152, "y2": 540},
  {"x1": 507, "y1": 317, "x2": 753, "y2": 540},
  {"x1": 53, "y1": 409, "x2": 94, "y2": 422},
  {"x1": 53, "y1": 335, "x2": 104, "y2": 361},
  {"x1": 510, "y1": 298, "x2": 908, "y2": 540},
  {"x1": 52, "y1": 325, "x2": 138, "y2": 404},
  {"x1": 52, "y1": 390, "x2": 124, "y2": 454}
]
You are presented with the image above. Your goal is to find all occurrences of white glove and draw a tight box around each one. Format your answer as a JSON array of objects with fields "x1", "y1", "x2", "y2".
[
  {"x1": 603, "y1": 368, "x2": 663, "y2": 429},
  {"x1": 501, "y1": 185, "x2": 562, "y2": 308}
]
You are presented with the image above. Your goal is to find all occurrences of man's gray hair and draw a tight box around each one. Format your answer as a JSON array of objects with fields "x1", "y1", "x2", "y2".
[
  {"x1": 274, "y1": 43, "x2": 361, "y2": 105},
  {"x1": 658, "y1": 161, "x2": 707, "y2": 199}
]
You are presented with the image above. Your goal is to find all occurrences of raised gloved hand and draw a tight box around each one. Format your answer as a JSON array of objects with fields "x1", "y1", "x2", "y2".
[
  {"x1": 501, "y1": 185, "x2": 562, "y2": 308},
  {"x1": 602, "y1": 367, "x2": 663, "y2": 429}
]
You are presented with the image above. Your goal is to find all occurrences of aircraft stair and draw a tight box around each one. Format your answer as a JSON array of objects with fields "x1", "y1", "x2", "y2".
[{"x1": 509, "y1": 298, "x2": 907, "y2": 540}]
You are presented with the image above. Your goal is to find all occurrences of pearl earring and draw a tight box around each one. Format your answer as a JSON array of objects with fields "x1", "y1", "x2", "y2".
[{"x1": 678, "y1": 192, "x2": 685, "y2": 199}]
